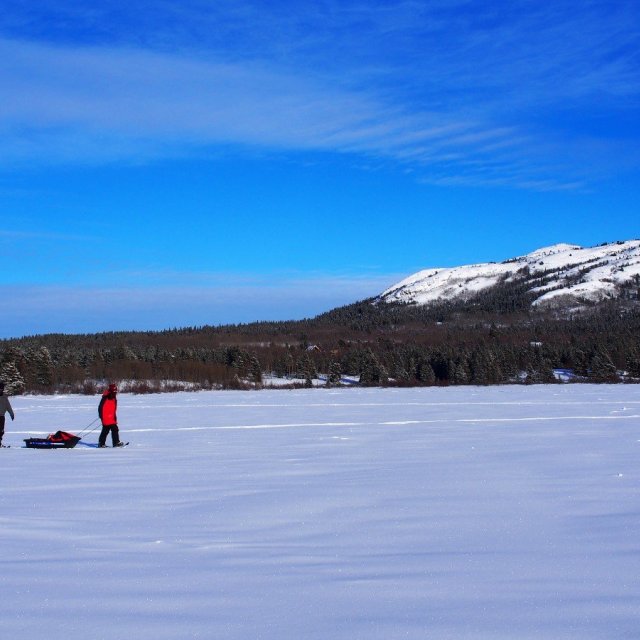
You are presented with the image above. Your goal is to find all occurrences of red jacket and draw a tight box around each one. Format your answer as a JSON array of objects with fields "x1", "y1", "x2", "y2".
[{"x1": 99, "y1": 392, "x2": 118, "y2": 425}]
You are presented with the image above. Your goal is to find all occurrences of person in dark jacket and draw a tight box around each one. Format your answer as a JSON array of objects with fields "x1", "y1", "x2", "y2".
[
  {"x1": 0, "y1": 382, "x2": 15, "y2": 448},
  {"x1": 98, "y1": 383, "x2": 124, "y2": 447}
]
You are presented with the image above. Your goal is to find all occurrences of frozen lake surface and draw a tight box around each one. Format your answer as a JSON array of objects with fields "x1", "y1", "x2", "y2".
[{"x1": 2, "y1": 385, "x2": 639, "y2": 639}]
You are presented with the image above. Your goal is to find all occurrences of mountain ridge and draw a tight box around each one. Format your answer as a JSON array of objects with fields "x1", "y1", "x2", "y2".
[
  {"x1": 3, "y1": 239, "x2": 640, "y2": 391},
  {"x1": 377, "y1": 240, "x2": 640, "y2": 309}
]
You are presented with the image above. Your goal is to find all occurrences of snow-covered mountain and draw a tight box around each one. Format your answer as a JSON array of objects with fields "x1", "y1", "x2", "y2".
[{"x1": 378, "y1": 240, "x2": 640, "y2": 309}]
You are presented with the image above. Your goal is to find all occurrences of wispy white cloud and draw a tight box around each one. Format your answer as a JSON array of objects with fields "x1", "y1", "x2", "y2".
[
  {"x1": 1, "y1": 0, "x2": 638, "y2": 188},
  {"x1": 0, "y1": 36, "x2": 583, "y2": 189},
  {"x1": 0, "y1": 228, "x2": 94, "y2": 242}
]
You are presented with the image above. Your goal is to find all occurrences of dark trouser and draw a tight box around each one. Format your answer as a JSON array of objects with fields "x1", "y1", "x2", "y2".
[
  {"x1": 99, "y1": 423, "x2": 120, "y2": 447},
  {"x1": 0, "y1": 415, "x2": 4, "y2": 445}
]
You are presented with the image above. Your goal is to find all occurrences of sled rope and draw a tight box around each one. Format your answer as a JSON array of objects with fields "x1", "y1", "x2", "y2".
[{"x1": 78, "y1": 417, "x2": 100, "y2": 438}]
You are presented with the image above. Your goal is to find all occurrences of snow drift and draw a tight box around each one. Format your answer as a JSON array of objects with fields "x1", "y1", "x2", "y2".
[{"x1": 1, "y1": 385, "x2": 639, "y2": 639}]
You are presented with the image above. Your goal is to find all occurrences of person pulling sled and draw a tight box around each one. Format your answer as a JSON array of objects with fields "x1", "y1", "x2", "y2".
[
  {"x1": 98, "y1": 383, "x2": 125, "y2": 448},
  {"x1": 0, "y1": 381, "x2": 15, "y2": 447}
]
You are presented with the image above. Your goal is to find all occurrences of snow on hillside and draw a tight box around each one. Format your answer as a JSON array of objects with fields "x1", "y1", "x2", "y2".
[
  {"x1": 2, "y1": 386, "x2": 640, "y2": 640},
  {"x1": 379, "y1": 240, "x2": 640, "y2": 307}
]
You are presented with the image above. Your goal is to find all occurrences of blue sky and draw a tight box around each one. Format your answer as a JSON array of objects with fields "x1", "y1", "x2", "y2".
[{"x1": 1, "y1": 0, "x2": 638, "y2": 337}]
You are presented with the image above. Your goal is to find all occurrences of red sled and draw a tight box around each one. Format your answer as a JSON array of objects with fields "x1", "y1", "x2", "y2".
[{"x1": 24, "y1": 431, "x2": 81, "y2": 449}]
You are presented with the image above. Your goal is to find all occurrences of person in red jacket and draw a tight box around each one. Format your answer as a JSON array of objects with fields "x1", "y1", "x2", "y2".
[{"x1": 98, "y1": 383, "x2": 124, "y2": 447}]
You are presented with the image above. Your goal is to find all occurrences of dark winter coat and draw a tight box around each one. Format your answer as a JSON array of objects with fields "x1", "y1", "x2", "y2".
[
  {"x1": 0, "y1": 394, "x2": 14, "y2": 420},
  {"x1": 98, "y1": 392, "x2": 117, "y2": 426}
]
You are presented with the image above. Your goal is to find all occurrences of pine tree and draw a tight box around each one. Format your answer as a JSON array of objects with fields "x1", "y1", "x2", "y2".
[
  {"x1": 588, "y1": 348, "x2": 618, "y2": 383},
  {"x1": 359, "y1": 349, "x2": 387, "y2": 385},
  {"x1": 470, "y1": 350, "x2": 488, "y2": 384},
  {"x1": 327, "y1": 362, "x2": 342, "y2": 386},
  {"x1": 416, "y1": 359, "x2": 436, "y2": 385},
  {"x1": 390, "y1": 356, "x2": 409, "y2": 382},
  {"x1": 248, "y1": 355, "x2": 263, "y2": 385},
  {"x1": 452, "y1": 359, "x2": 471, "y2": 385},
  {"x1": 34, "y1": 346, "x2": 54, "y2": 388},
  {"x1": 627, "y1": 347, "x2": 640, "y2": 378},
  {"x1": 299, "y1": 354, "x2": 316, "y2": 385},
  {"x1": 0, "y1": 361, "x2": 26, "y2": 395}
]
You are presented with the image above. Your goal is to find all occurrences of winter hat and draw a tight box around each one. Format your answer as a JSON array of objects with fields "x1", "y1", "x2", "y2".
[{"x1": 107, "y1": 383, "x2": 118, "y2": 394}]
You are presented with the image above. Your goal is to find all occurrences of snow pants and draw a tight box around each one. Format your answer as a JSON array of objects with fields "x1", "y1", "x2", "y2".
[
  {"x1": 99, "y1": 423, "x2": 120, "y2": 447},
  {"x1": 0, "y1": 415, "x2": 4, "y2": 445}
]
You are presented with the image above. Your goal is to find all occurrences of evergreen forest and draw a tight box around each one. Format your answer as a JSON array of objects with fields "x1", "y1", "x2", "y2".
[{"x1": 1, "y1": 283, "x2": 639, "y2": 394}]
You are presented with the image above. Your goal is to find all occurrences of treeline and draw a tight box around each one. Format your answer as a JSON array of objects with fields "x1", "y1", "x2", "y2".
[{"x1": 1, "y1": 294, "x2": 639, "y2": 393}]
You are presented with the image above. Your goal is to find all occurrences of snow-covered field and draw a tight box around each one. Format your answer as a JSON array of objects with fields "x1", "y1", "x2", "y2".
[{"x1": 2, "y1": 385, "x2": 640, "y2": 639}]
